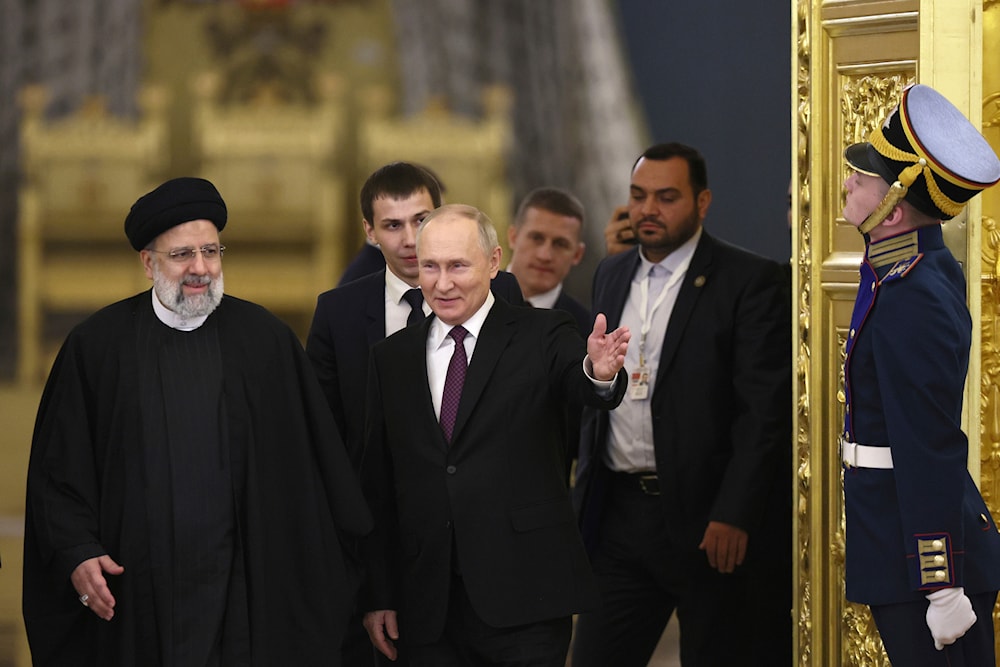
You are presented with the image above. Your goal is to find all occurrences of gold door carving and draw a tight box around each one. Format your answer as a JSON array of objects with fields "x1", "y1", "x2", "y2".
[
  {"x1": 981, "y1": 0, "x2": 1000, "y2": 644},
  {"x1": 794, "y1": 0, "x2": 999, "y2": 664}
]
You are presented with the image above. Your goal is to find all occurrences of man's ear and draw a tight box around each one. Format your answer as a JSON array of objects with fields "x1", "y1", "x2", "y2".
[
  {"x1": 507, "y1": 224, "x2": 518, "y2": 247},
  {"x1": 696, "y1": 189, "x2": 712, "y2": 219},
  {"x1": 880, "y1": 204, "x2": 905, "y2": 230},
  {"x1": 363, "y1": 219, "x2": 377, "y2": 245},
  {"x1": 489, "y1": 245, "x2": 502, "y2": 277},
  {"x1": 140, "y1": 250, "x2": 154, "y2": 280}
]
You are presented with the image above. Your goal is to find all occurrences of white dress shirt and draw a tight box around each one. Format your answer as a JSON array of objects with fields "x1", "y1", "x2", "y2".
[
  {"x1": 384, "y1": 270, "x2": 429, "y2": 336},
  {"x1": 426, "y1": 292, "x2": 495, "y2": 420},
  {"x1": 524, "y1": 283, "x2": 562, "y2": 310},
  {"x1": 425, "y1": 291, "x2": 615, "y2": 421},
  {"x1": 605, "y1": 227, "x2": 701, "y2": 472}
]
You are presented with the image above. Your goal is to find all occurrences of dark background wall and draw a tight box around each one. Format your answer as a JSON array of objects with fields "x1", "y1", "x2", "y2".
[{"x1": 615, "y1": 0, "x2": 792, "y2": 263}]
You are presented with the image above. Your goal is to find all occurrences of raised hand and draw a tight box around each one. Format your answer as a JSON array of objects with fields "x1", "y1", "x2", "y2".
[{"x1": 587, "y1": 313, "x2": 630, "y2": 381}]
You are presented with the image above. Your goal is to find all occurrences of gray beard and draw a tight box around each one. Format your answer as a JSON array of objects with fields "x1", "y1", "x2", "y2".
[{"x1": 152, "y1": 268, "x2": 224, "y2": 319}]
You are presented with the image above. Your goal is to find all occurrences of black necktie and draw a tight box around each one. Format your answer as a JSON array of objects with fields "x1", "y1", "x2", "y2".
[{"x1": 403, "y1": 288, "x2": 424, "y2": 327}]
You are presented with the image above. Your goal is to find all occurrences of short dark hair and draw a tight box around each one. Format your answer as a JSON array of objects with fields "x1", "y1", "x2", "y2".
[
  {"x1": 360, "y1": 162, "x2": 444, "y2": 223},
  {"x1": 512, "y1": 187, "x2": 585, "y2": 230},
  {"x1": 633, "y1": 143, "x2": 708, "y2": 194}
]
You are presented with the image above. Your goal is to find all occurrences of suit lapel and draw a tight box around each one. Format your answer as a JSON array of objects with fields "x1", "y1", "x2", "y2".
[
  {"x1": 601, "y1": 252, "x2": 641, "y2": 329},
  {"x1": 364, "y1": 270, "x2": 388, "y2": 346},
  {"x1": 656, "y1": 233, "x2": 714, "y2": 379},
  {"x1": 449, "y1": 300, "x2": 515, "y2": 444},
  {"x1": 396, "y1": 318, "x2": 441, "y2": 446},
  {"x1": 554, "y1": 292, "x2": 568, "y2": 312}
]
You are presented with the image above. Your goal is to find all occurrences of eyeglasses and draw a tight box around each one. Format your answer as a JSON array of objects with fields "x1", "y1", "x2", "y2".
[{"x1": 148, "y1": 245, "x2": 225, "y2": 263}]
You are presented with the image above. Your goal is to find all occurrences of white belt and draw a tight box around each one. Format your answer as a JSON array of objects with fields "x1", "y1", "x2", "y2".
[{"x1": 840, "y1": 438, "x2": 894, "y2": 469}]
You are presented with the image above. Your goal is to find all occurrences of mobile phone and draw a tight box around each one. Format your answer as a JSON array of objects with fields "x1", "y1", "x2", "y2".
[{"x1": 616, "y1": 210, "x2": 638, "y2": 244}]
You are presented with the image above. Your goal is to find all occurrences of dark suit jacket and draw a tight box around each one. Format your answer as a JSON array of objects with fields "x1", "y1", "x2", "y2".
[
  {"x1": 575, "y1": 231, "x2": 791, "y2": 556},
  {"x1": 306, "y1": 270, "x2": 524, "y2": 470},
  {"x1": 338, "y1": 243, "x2": 386, "y2": 286},
  {"x1": 554, "y1": 290, "x2": 591, "y2": 335},
  {"x1": 362, "y1": 298, "x2": 626, "y2": 644},
  {"x1": 550, "y1": 289, "x2": 591, "y2": 474}
]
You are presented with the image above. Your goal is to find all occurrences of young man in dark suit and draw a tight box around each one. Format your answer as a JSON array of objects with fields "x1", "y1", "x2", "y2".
[
  {"x1": 506, "y1": 187, "x2": 590, "y2": 333},
  {"x1": 506, "y1": 187, "x2": 591, "y2": 479},
  {"x1": 571, "y1": 142, "x2": 792, "y2": 666},
  {"x1": 337, "y1": 164, "x2": 448, "y2": 287},
  {"x1": 306, "y1": 163, "x2": 523, "y2": 665},
  {"x1": 361, "y1": 204, "x2": 630, "y2": 666}
]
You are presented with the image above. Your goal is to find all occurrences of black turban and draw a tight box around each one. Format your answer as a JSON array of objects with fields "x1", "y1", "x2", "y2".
[{"x1": 124, "y1": 177, "x2": 227, "y2": 250}]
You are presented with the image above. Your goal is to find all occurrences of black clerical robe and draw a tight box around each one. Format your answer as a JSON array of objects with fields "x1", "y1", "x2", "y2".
[{"x1": 23, "y1": 291, "x2": 372, "y2": 667}]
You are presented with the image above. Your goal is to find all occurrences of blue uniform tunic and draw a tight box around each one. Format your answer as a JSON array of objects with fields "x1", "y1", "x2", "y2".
[{"x1": 842, "y1": 224, "x2": 1000, "y2": 606}]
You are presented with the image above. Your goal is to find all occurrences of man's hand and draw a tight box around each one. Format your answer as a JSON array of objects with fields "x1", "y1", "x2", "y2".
[
  {"x1": 71, "y1": 555, "x2": 124, "y2": 621},
  {"x1": 604, "y1": 206, "x2": 636, "y2": 256},
  {"x1": 698, "y1": 521, "x2": 748, "y2": 574},
  {"x1": 925, "y1": 587, "x2": 976, "y2": 650},
  {"x1": 587, "y1": 313, "x2": 630, "y2": 381},
  {"x1": 363, "y1": 609, "x2": 400, "y2": 660}
]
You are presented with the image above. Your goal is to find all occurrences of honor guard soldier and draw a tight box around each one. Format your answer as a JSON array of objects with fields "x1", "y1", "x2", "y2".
[{"x1": 841, "y1": 83, "x2": 1000, "y2": 665}]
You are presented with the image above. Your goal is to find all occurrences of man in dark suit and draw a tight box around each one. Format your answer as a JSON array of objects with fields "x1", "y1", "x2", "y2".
[
  {"x1": 338, "y1": 164, "x2": 449, "y2": 286},
  {"x1": 506, "y1": 187, "x2": 591, "y2": 480},
  {"x1": 506, "y1": 187, "x2": 590, "y2": 333},
  {"x1": 306, "y1": 163, "x2": 523, "y2": 665},
  {"x1": 571, "y1": 142, "x2": 792, "y2": 666},
  {"x1": 361, "y1": 204, "x2": 630, "y2": 667},
  {"x1": 308, "y1": 162, "x2": 523, "y2": 469}
]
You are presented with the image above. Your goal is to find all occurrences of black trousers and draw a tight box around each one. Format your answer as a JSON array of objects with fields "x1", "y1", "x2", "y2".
[
  {"x1": 870, "y1": 590, "x2": 998, "y2": 666},
  {"x1": 571, "y1": 471, "x2": 759, "y2": 667},
  {"x1": 407, "y1": 573, "x2": 571, "y2": 667},
  {"x1": 341, "y1": 612, "x2": 377, "y2": 667}
]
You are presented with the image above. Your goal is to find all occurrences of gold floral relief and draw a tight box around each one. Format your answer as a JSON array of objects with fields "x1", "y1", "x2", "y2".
[
  {"x1": 983, "y1": 0, "x2": 1000, "y2": 648},
  {"x1": 840, "y1": 74, "x2": 914, "y2": 186},
  {"x1": 982, "y1": 215, "x2": 1000, "y2": 643},
  {"x1": 834, "y1": 74, "x2": 917, "y2": 667},
  {"x1": 794, "y1": 1, "x2": 811, "y2": 664},
  {"x1": 983, "y1": 213, "x2": 1000, "y2": 498}
]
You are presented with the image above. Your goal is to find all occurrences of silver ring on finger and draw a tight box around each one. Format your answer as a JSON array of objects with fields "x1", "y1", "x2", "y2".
[{"x1": 79, "y1": 593, "x2": 89, "y2": 607}]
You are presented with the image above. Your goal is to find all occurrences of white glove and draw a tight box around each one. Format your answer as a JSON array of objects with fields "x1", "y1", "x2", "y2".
[{"x1": 925, "y1": 587, "x2": 976, "y2": 650}]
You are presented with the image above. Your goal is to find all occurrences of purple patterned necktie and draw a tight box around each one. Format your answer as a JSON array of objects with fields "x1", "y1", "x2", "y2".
[{"x1": 439, "y1": 326, "x2": 468, "y2": 443}]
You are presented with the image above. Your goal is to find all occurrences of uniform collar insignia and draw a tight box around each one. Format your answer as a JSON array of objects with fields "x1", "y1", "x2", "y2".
[
  {"x1": 867, "y1": 225, "x2": 946, "y2": 269},
  {"x1": 884, "y1": 255, "x2": 920, "y2": 279},
  {"x1": 868, "y1": 230, "x2": 918, "y2": 269}
]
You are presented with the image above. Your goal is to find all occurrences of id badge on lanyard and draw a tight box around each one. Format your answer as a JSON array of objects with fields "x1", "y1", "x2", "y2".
[
  {"x1": 629, "y1": 268, "x2": 680, "y2": 401},
  {"x1": 629, "y1": 365, "x2": 650, "y2": 400}
]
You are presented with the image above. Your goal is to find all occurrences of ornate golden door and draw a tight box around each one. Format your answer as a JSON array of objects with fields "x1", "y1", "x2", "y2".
[{"x1": 793, "y1": 0, "x2": 1000, "y2": 663}]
